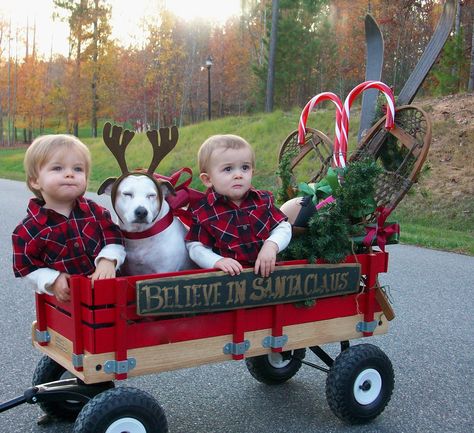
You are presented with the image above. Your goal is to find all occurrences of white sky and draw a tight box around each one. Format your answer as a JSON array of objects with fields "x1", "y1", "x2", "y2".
[{"x1": 0, "y1": 0, "x2": 241, "y2": 57}]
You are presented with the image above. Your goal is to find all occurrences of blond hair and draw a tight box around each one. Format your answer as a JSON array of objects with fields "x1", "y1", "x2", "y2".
[
  {"x1": 24, "y1": 134, "x2": 92, "y2": 199},
  {"x1": 198, "y1": 134, "x2": 255, "y2": 173}
]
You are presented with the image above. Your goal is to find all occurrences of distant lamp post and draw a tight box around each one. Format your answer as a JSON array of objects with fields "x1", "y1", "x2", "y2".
[{"x1": 205, "y1": 55, "x2": 213, "y2": 120}]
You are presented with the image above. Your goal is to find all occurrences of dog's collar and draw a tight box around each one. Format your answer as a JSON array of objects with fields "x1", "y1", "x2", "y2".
[{"x1": 122, "y1": 211, "x2": 174, "y2": 239}]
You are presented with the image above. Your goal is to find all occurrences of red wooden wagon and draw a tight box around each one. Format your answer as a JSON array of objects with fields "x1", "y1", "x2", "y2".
[{"x1": 20, "y1": 250, "x2": 394, "y2": 432}]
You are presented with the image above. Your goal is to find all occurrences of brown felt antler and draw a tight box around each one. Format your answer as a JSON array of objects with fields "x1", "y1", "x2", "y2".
[
  {"x1": 146, "y1": 126, "x2": 179, "y2": 174},
  {"x1": 102, "y1": 122, "x2": 135, "y2": 175}
]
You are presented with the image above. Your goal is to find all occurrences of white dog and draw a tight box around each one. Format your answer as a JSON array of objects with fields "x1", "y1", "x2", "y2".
[{"x1": 100, "y1": 174, "x2": 193, "y2": 275}]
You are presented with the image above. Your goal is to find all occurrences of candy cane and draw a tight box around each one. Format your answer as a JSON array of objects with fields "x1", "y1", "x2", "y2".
[
  {"x1": 298, "y1": 92, "x2": 343, "y2": 167},
  {"x1": 339, "y1": 81, "x2": 395, "y2": 167}
]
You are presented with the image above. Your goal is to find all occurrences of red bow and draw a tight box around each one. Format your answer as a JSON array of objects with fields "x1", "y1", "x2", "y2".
[
  {"x1": 363, "y1": 206, "x2": 400, "y2": 252},
  {"x1": 154, "y1": 167, "x2": 204, "y2": 227}
]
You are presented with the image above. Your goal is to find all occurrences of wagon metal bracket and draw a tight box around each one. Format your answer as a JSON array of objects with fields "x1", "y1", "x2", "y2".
[
  {"x1": 72, "y1": 353, "x2": 83, "y2": 368},
  {"x1": 262, "y1": 335, "x2": 288, "y2": 349},
  {"x1": 35, "y1": 329, "x2": 50, "y2": 343},
  {"x1": 356, "y1": 320, "x2": 378, "y2": 333},
  {"x1": 223, "y1": 340, "x2": 250, "y2": 356},
  {"x1": 103, "y1": 358, "x2": 136, "y2": 375}
]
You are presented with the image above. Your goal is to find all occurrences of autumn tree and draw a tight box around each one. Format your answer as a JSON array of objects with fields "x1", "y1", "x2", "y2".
[
  {"x1": 206, "y1": 18, "x2": 256, "y2": 118},
  {"x1": 328, "y1": 0, "x2": 460, "y2": 98},
  {"x1": 181, "y1": 19, "x2": 213, "y2": 123},
  {"x1": 54, "y1": 0, "x2": 111, "y2": 136},
  {"x1": 0, "y1": 0, "x2": 468, "y2": 139},
  {"x1": 110, "y1": 46, "x2": 149, "y2": 126},
  {"x1": 254, "y1": 0, "x2": 336, "y2": 109},
  {"x1": 144, "y1": 11, "x2": 188, "y2": 127}
]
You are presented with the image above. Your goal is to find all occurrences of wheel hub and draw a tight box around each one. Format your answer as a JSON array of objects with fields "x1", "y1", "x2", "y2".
[
  {"x1": 105, "y1": 417, "x2": 146, "y2": 433},
  {"x1": 353, "y1": 368, "x2": 382, "y2": 405},
  {"x1": 267, "y1": 352, "x2": 290, "y2": 368}
]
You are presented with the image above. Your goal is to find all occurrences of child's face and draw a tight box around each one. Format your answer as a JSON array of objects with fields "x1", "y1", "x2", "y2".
[
  {"x1": 29, "y1": 148, "x2": 87, "y2": 209},
  {"x1": 200, "y1": 147, "x2": 253, "y2": 206}
]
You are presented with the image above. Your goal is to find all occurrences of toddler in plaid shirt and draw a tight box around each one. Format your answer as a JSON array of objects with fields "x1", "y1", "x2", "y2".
[
  {"x1": 186, "y1": 134, "x2": 291, "y2": 277},
  {"x1": 12, "y1": 135, "x2": 125, "y2": 303}
]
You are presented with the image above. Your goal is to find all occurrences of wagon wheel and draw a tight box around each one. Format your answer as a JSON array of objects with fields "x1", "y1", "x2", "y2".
[
  {"x1": 278, "y1": 127, "x2": 333, "y2": 190},
  {"x1": 326, "y1": 343, "x2": 394, "y2": 424},
  {"x1": 32, "y1": 355, "x2": 114, "y2": 421},
  {"x1": 73, "y1": 387, "x2": 168, "y2": 433},
  {"x1": 350, "y1": 105, "x2": 431, "y2": 212},
  {"x1": 245, "y1": 349, "x2": 306, "y2": 385}
]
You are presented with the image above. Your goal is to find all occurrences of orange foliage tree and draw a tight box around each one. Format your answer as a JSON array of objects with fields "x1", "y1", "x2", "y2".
[{"x1": 0, "y1": 0, "x2": 468, "y2": 142}]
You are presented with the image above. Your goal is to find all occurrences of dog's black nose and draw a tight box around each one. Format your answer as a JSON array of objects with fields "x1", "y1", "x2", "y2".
[{"x1": 134, "y1": 206, "x2": 148, "y2": 220}]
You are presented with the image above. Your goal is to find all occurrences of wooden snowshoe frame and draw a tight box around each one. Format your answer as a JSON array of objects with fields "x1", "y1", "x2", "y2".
[{"x1": 278, "y1": 104, "x2": 432, "y2": 213}]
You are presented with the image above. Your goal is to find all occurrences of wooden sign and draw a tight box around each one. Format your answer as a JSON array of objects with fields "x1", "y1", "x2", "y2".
[{"x1": 136, "y1": 263, "x2": 361, "y2": 316}]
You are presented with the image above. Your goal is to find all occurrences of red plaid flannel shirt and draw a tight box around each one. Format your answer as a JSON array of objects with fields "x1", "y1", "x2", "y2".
[
  {"x1": 12, "y1": 197, "x2": 124, "y2": 278},
  {"x1": 185, "y1": 188, "x2": 287, "y2": 265}
]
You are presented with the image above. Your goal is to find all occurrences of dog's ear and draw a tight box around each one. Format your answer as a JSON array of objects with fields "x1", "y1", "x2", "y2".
[
  {"x1": 98, "y1": 177, "x2": 117, "y2": 196},
  {"x1": 157, "y1": 179, "x2": 176, "y2": 197}
]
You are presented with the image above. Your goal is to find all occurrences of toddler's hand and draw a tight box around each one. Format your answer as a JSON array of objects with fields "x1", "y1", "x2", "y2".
[
  {"x1": 90, "y1": 258, "x2": 116, "y2": 284},
  {"x1": 255, "y1": 241, "x2": 278, "y2": 278},
  {"x1": 51, "y1": 273, "x2": 71, "y2": 302},
  {"x1": 215, "y1": 258, "x2": 243, "y2": 276}
]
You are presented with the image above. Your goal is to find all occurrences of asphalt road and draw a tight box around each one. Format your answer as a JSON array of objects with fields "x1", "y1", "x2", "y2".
[{"x1": 0, "y1": 178, "x2": 473, "y2": 433}]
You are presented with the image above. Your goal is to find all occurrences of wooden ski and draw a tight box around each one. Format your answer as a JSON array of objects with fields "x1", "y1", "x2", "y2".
[
  {"x1": 358, "y1": 14, "x2": 384, "y2": 142},
  {"x1": 356, "y1": 0, "x2": 455, "y2": 154},
  {"x1": 396, "y1": 0, "x2": 456, "y2": 105}
]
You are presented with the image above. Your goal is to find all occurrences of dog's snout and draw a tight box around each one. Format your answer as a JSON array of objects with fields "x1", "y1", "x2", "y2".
[{"x1": 134, "y1": 206, "x2": 148, "y2": 220}]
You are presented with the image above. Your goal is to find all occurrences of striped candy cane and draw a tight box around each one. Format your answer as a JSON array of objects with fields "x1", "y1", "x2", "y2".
[
  {"x1": 339, "y1": 81, "x2": 395, "y2": 167},
  {"x1": 298, "y1": 92, "x2": 343, "y2": 167}
]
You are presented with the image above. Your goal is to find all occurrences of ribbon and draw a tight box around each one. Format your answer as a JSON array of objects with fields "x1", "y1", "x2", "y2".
[
  {"x1": 153, "y1": 167, "x2": 204, "y2": 227},
  {"x1": 363, "y1": 206, "x2": 400, "y2": 251},
  {"x1": 315, "y1": 195, "x2": 336, "y2": 210}
]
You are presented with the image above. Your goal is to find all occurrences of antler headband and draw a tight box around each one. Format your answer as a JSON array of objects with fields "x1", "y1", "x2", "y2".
[
  {"x1": 98, "y1": 122, "x2": 179, "y2": 217},
  {"x1": 102, "y1": 122, "x2": 179, "y2": 177}
]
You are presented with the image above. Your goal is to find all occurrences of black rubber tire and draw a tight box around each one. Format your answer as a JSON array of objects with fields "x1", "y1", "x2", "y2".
[
  {"x1": 32, "y1": 355, "x2": 114, "y2": 421},
  {"x1": 72, "y1": 387, "x2": 168, "y2": 433},
  {"x1": 245, "y1": 349, "x2": 306, "y2": 385},
  {"x1": 326, "y1": 344, "x2": 394, "y2": 424}
]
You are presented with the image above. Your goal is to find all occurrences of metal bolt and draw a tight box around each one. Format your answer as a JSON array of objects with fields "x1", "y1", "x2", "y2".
[{"x1": 359, "y1": 380, "x2": 371, "y2": 391}]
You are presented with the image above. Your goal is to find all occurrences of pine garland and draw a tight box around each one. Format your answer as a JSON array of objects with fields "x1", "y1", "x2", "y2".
[
  {"x1": 276, "y1": 147, "x2": 298, "y2": 204},
  {"x1": 280, "y1": 159, "x2": 382, "y2": 263}
]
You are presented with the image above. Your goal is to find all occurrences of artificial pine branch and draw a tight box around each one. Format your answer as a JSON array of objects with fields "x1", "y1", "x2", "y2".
[
  {"x1": 279, "y1": 158, "x2": 382, "y2": 263},
  {"x1": 276, "y1": 147, "x2": 298, "y2": 204}
]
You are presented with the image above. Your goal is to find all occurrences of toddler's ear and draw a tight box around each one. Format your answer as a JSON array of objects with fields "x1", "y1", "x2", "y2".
[
  {"x1": 29, "y1": 177, "x2": 40, "y2": 191},
  {"x1": 199, "y1": 172, "x2": 212, "y2": 188}
]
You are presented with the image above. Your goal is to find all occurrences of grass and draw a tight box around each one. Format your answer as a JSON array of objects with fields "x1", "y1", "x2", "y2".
[
  {"x1": 1, "y1": 109, "x2": 472, "y2": 256},
  {"x1": 395, "y1": 221, "x2": 473, "y2": 255},
  {"x1": 393, "y1": 186, "x2": 474, "y2": 255}
]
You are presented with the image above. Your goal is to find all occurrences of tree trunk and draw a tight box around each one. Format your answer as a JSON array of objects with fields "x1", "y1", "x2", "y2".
[
  {"x1": 91, "y1": 0, "x2": 99, "y2": 138},
  {"x1": 74, "y1": 36, "x2": 81, "y2": 137},
  {"x1": 265, "y1": 0, "x2": 279, "y2": 112},
  {"x1": 7, "y1": 24, "x2": 11, "y2": 146},
  {"x1": 469, "y1": 11, "x2": 474, "y2": 91},
  {"x1": 451, "y1": 0, "x2": 462, "y2": 85},
  {"x1": 0, "y1": 99, "x2": 3, "y2": 146}
]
